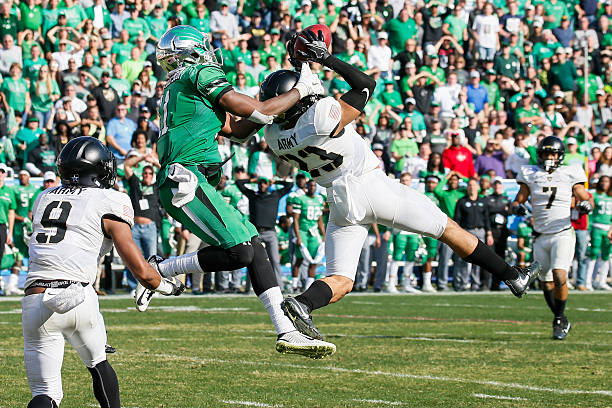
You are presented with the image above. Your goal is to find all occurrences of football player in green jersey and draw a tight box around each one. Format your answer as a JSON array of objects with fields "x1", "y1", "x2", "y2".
[
  {"x1": 11, "y1": 170, "x2": 38, "y2": 276},
  {"x1": 586, "y1": 176, "x2": 612, "y2": 291},
  {"x1": 422, "y1": 175, "x2": 441, "y2": 292},
  {"x1": 292, "y1": 180, "x2": 326, "y2": 292},
  {"x1": 516, "y1": 217, "x2": 533, "y2": 269},
  {"x1": 387, "y1": 173, "x2": 422, "y2": 293},
  {"x1": 136, "y1": 25, "x2": 335, "y2": 359}
]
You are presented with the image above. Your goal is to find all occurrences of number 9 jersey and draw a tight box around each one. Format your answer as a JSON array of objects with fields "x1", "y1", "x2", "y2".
[
  {"x1": 25, "y1": 186, "x2": 134, "y2": 289},
  {"x1": 264, "y1": 96, "x2": 380, "y2": 188},
  {"x1": 517, "y1": 164, "x2": 587, "y2": 234}
]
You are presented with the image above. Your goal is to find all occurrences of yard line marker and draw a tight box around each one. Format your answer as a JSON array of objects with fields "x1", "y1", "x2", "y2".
[
  {"x1": 352, "y1": 398, "x2": 404, "y2": 405},
  {"x1": 327, "y1": 333, "x2": 475, "y2": 343},
  {"x1": 156, "y1": 354, "x2": 612, "y2": 397},
  {"x1": 220, "y1": 400, "x2": 282, "y2": 407},
  {"x1": 351, "y1": 301, "x2": 382, "y2": 305},
  {"x1": 473, "y1": 393, "x2": 526, "y2": 401}
]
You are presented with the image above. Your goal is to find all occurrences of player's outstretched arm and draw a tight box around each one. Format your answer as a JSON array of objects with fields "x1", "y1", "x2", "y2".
[
  {"x1": 219, "y1": 114, "x2": 264, "y2": 143},
  {"x1": 218, "y1": 63, "x2": 323, "y2": 124},
  {"x1": 103, "y1": 217, "x2": 184, "y2": 295},
  {"x1": 511, "y1": 183, "x2": 531, "y2": 215},
  {"x1": 296, "y1": 29, "x2": 376, "y2": 137}
]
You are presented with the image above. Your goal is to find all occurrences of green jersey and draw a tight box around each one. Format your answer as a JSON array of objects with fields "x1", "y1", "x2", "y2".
[
  {"x1": 592, "y1": 192, "x2": 612, "y2": 227},
  {"x1": 0, "y1": 184, "x2": 17, "y2": 225},
  {"x1": 13, "y1": 183, "x2": 38, "y2": 218},
  {"x1": 157, "y1": 63, "x2": 232, "y2": 184},
  {"x1": 294, "y1": 193, "x2": 325, "y2": 232},
  {"x1": 277, "y1": 225, "x2": 290, "y2": 264},
  {"x1": 517, "y1": 221, "x2": 532, "y2": 249}
]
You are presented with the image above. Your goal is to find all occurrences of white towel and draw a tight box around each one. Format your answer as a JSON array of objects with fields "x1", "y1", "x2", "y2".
[
  {"x1": 167, "y1": 163, "x2": 199, "y2": 208},
  {"x1": 42, "y1": 284, "x2": 86, "y2": 314}
]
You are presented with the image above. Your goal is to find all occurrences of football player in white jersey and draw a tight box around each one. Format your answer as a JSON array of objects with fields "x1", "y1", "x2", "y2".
[
  {"x1": 222, "y1": 28, "x2": 540, "y2": 342},
  {"x1": 22, "y1": 137, "x2": 185, "y2": 408},
  {"x1": 511, "y1": 136, "x2": 593, "y2": 340}
]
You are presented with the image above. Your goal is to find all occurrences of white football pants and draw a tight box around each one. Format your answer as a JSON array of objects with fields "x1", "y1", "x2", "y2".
[
  {"x1": 533, "y1": 228, "x2": 576, "y2": 282},
  {"x1": 22, "y1": 285, "x2": 107, "y2": 404},
  {"x1": 325, "y1": 169, "x2": 447, "y2": 280}
]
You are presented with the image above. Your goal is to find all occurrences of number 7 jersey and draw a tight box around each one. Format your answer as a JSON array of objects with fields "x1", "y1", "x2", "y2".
[
  {"x1": 264, "y1": 96, "x2": 380, "y2": 188},
  {"x1": 517, "y1": 164, "x2": 587, "y2": 234},
  {"x1": 26, "y1": 186, "x2": 134, "y2": 288}
]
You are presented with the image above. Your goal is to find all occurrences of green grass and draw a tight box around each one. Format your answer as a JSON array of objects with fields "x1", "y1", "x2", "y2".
[{"x1": 1, "y1": 292, "x2": 611, "y2": 407}]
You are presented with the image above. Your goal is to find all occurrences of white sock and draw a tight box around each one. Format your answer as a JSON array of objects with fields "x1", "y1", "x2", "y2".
[
  {"x1": 292, "y1": 276, "x2": 299, "y2": 289},
  {"x1": 387, "y1": 261, "x2": 398, "y2": 282},
  {"x1": 599, "y1": 261, "x2": 610, "y2": 286},
  {"x1": 423, "y1": 272, "x2": 432, "y2": 286},
  {"x1": 8, "y1": 273, "x2": 18, "y2": 291},
  {"x1": 258, "y1": 287, "x2": 295, "y2": 335},
  {"x1": 159, "y1": 251, "x2": 203, "y2": 277},
  {"x1": 586, "y1": 259, "x2": 596, "y2": 288},
  {"x1": 403, "y1": 262, "x2": 414, "y2": 288},
  {"x1": 305, "y1": 277, "x2": 314, "y2": 289}
]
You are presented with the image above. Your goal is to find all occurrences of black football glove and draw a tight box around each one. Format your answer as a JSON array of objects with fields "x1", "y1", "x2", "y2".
[
  {"x1": 577, "y1": 200, "x2": 593, "y2": 214},
  {"x1": 286, "y1": 33, "x2": 302, "y2": 69},
  {"x1": 295, "y1": 28, "x2": 331, "y2": 64},
  {"x1": 511, "y1": 203, "x2": 528, "y2": 216}
]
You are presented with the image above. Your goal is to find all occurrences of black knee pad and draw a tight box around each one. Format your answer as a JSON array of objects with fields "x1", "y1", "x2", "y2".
[
  {"x1": 247, "y1": 236, "x2": 278, "y2": 295},
  {"x1": 226, "y1": 241, "x2": 255, "y2": 267},
  {"x1": 28, "y1": 395, "x2": 57, "y2": 408}
]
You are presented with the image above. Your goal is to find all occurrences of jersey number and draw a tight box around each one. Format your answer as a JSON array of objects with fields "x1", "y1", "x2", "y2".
[
  {"x1": 543, "y1": 186, "x2": 557, "y2": 209},
  {"x1": 279, "y1": 146, "x2": 343, "y2": 176},
  {"x1": 35, "y1": 201, "x2": 72, "y2": 244}
]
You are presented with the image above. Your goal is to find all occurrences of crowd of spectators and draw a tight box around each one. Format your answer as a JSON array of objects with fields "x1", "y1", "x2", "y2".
[{"x1": 1, "y1": 0, "x2": 612, "y2": 294}]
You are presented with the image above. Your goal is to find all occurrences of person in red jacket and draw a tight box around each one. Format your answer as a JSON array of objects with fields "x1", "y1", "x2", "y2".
[{"x1": 442, "y1": 132, "x2": 476, "y2": 178}]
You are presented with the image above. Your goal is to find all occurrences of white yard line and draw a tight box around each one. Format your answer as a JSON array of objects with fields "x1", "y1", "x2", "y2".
[
  {"x1": 352, "y1": 398, "x2": 404, "y2": 405},
  {"x1": 220, "y1": 400, "x2": 282, "y2": 407},
  {"x1": 473, "y1": 393, "x2": 527, "y2": 401},
  {"x1": 328, "y1": 333, "x2": 475, "y2": 343},
  {"x1": 156, "y1": 354, "x2": 612, "y2": 397}
]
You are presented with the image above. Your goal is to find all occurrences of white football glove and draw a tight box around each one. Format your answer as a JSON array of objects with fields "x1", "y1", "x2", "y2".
[{"x1": 294, "y1": 62, "x2": 324, "y2": 99}]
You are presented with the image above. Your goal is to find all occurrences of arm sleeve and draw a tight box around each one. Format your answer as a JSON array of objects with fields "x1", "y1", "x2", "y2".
[
  {"x1": 235, "y1": 179, "x2": 255, "y2": 199},
  {"x1": 191, "y1": 64, "x2": 233, "y2": 106},
  {"x1": 571, "y1": 165, "x2": 588, "y2": 185},
  {"x1": 483, "y1": 201, "x2": 491, "y2": 231},
  {"x1": 277, "y1": 181, "x2": 293, "y2": 197}
]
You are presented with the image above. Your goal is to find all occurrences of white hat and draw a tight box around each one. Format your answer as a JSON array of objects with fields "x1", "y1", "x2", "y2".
[
  {"x1": 377, "y1": 31, "x2": 388, "y2": 39},
  {"x1": 533, "y1": 16, "x2": 544, "y2": 27},
  {"x1": 405, "y1": 97, "x2": 416, "y2": 105},
  {"x1": 566, "y1": 137, "x2": 578, "y2": 145},
  {"x1": 470, "y1": 70, "x2": 480, "y2": 78},
  {"x1": 553, "y1": 91, "x2": 565, "y2": 99},
  {"x1": 18, "y1": 169, "x2": 30, "y2": 176},
  {"x1": 492, "y1": 176, "x2": 504, "y2": 184},
  {"x1": 301, "y1": 0, "x2": 311, "y2": 6},
  {"x1": 43, "y1": 171, "x2": 56, "y2": 181}
]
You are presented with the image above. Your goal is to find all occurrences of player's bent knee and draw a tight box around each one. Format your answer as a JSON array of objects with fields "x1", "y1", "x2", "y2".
[
  {"x1": 226, "y1": 242, "x2": 255, "y2": 269},
  {"x1": 28, "y1": 395, "x2": 58, "y2": 408}
]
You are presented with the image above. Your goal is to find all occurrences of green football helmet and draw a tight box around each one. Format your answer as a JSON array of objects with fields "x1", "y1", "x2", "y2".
[{"x1": 156, "y1": 25, "x2": 222, "y2": 72}]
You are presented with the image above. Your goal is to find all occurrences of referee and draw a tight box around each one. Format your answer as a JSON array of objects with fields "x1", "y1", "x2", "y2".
[
  {"x1": 0, "y1": 163, "x2": 17, "y2": 294},
  {"x1": 236, "y1": 176, "x2": 293, "y2": 288}
]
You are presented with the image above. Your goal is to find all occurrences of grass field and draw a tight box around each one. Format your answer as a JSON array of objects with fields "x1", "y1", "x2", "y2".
[{"x1": 1, "y1": 292, "x2": 611, "y2": 408}]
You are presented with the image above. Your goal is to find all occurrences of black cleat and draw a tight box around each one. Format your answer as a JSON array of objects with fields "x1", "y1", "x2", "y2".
[
  {"x1": 105, "y1": 344, "x2": 116, "y2": 354},
  {"x1": 281, "y1": 297, "x2": 324, "y2": 341},
  {"x1": 552, "y1": 317, "x2": 571, "y2": 340},
  {"x1": 505, "y1": 261, "x2": 541, "y2": 298}
]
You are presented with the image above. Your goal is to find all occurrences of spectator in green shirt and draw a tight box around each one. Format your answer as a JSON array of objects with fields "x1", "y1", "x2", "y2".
[
  {"x1": 379, "y1": 80, "x2": 403, "y2": 109},
  {"x1": 295, "y1": 0, "x2": 317, "y2": 26},
  {"x1": 391, "y1": 122, "x2": 419, "y2": 173},
  {"x1": 146, "y1": 4, "x2": 167, "y2": 42},
  {"x1": 60, "y1": 0, "x2": 87, "y2": 29},
  {"x1": 384, "y1": 8, "x2": 417, "y2": 54},
  {"x1": 19, "y1": 0, "x2": 43, "y2": 34},
  {"x1": 190, "y1": 5, "x2": 210, "y2": 33},
  {"x1": 0, "y1": 3, "x2": 19, "y2": 40},
  {"x1": 30, "y1": 65, "x2": 60, "y2": 125},
  {"x1": 493, "y1": 43, "x2": 520, "y2": 79},
  {"x1": 548, "y1": 47, "x2": 577, "y2": 92},
  {"x1": 111, "y1": 30, "x2": 133, "y2": 64},
  {"x1": 564, "y1": 137, "x2": 587, "y2": 167},
  {"x1": 123, "y1": 6, "x2": 150, "y2": 43},
  {"x1": 121, "y1": 47, "x2": 144, "y2": 83},
  {"x1": 1, "y1": 63, "x2": 30, "y2": 115},
  {"x1": 443, "y1": 3, "x2": 468, "y2": 45}
]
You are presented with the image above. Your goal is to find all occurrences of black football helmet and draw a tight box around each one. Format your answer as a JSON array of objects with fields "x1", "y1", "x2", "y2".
[
  {"x1": 537, "y1": 136, "x2": 565, "y2": 172},
  {"x1": 57, "y1": 137, "x2": 117, "y2": 188},
  {"x1": 260, "y1": 69, "x2": 320, "y2": 124}
]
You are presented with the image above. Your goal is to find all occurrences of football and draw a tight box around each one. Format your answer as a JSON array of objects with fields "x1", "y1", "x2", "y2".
[{"x1": 294, "y1": 24, "x2": 332, "y2": 62}]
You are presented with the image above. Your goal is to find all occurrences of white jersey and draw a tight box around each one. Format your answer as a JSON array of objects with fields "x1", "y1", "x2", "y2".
[
  {"x1": 517, "y1": 165, "x2": 587, "y2": 234},
  {"x1": 26, "y1": 186, "x2": 134, "y2": 288},
  {"x1": 264, "y1": 97, "x2": 380, "y2": 188}
]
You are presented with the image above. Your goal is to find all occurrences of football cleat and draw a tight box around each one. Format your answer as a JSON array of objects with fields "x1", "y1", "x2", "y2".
[
  {"x1": 275, "y1": 330, "x2": 336, "y2": 359},
  {"x1": 134, "y1": 282, "x2": 155, "y2": 312},
  {"x1": 281, "y1": 297, "x2": 324, "y2": 340},
  {"x1": 552, "y1": 316, "x2": 571, "y2": 340},
  {"x1": 105, "y1": 344, "x2": 116, "y2": 354},
  {"x1": 147, "y1": 255, "x2": 167, "y2": 277},
  {"x1": 505, "y1": 261, "x2": 541, "y2": 298}
]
